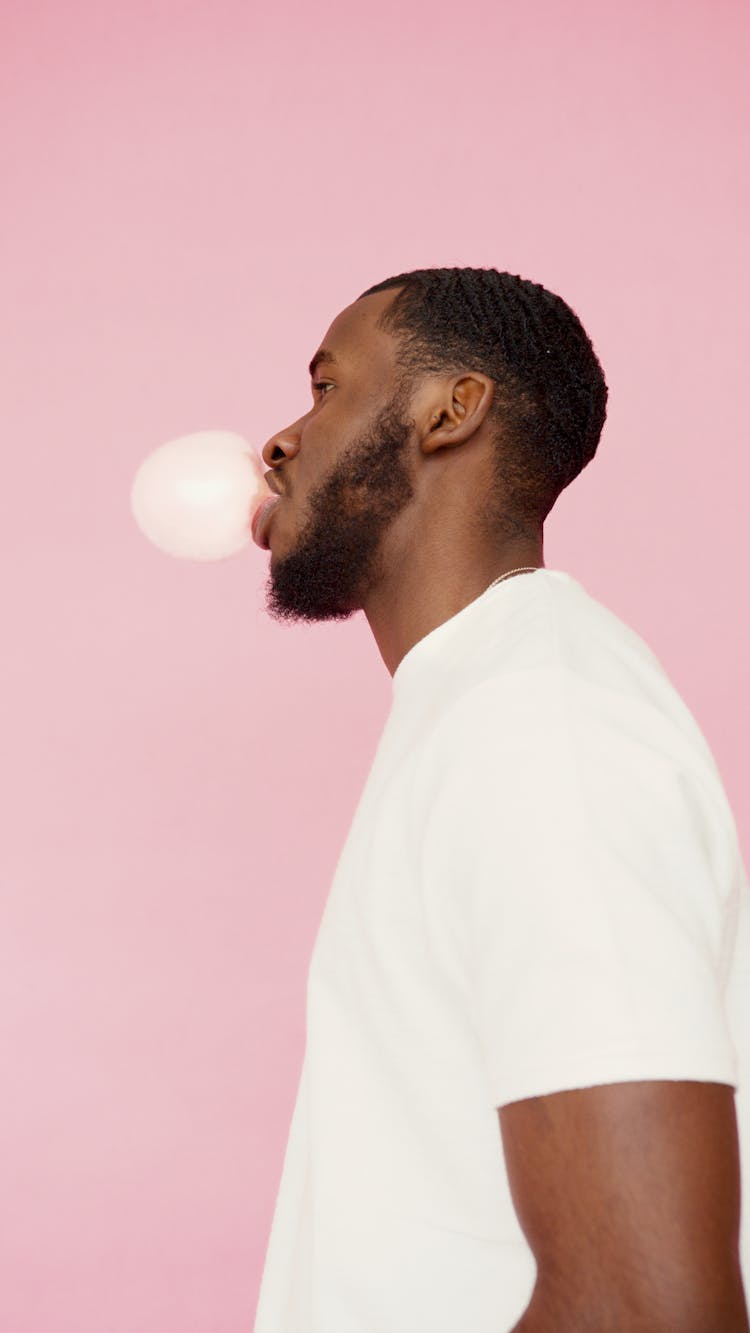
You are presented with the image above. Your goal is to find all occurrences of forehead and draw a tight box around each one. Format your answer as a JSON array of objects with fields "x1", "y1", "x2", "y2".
[{"x1": 310, "y1": 287, "x2": 402, "y2": 377}]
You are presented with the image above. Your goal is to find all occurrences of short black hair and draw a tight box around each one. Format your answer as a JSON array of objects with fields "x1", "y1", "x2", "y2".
[{"x1": 358, "y1": 267, "x2": 608, "y2": 535}]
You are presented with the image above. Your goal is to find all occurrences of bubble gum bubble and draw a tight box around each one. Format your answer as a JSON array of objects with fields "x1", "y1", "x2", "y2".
[{"x1": 130, "y1": 430, "x2": 273, "y2": 561}]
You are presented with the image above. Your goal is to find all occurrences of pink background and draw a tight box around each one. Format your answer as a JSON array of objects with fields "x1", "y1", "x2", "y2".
[{"x1": 2, "y1": 1, "x2": 748, "y2": 1328}]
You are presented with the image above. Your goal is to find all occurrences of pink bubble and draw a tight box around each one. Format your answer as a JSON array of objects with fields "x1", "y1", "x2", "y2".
[{"x1": 130, "y1": 431, "x2": 273, "y2": 561}]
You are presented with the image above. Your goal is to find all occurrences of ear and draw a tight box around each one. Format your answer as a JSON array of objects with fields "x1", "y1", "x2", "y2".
[{"x1": 417, "y1": 373, "x2": 496, "y2": 456}]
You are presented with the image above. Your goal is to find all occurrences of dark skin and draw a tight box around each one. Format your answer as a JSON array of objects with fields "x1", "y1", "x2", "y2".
[
  {"x1": 260, "y1": 289, "x2": 749, "y2": 1329},
  {"x1": 260, "y1": 286, "x2": 545, "y2": 673},
  {"x1": 503, "y1": 1080, "x2": 747, "y2": 1331}
]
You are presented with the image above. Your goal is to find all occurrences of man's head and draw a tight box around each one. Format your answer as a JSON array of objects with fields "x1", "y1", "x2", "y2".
[{"x1": 261, "y1": 267, "x2": 607, "y2": 626}]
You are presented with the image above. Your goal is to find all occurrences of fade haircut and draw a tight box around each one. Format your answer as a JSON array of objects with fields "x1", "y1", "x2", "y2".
[{"x1": 358, "y1": 267, "x2": 608, "y2": 537}]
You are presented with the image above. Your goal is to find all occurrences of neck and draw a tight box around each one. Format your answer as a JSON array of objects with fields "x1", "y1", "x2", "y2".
[{"x1": 365, "y1": 538, "x2": 545, "y2": 678}]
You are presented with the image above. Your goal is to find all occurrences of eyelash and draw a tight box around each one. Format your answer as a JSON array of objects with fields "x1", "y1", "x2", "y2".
[{"x1": 312, "y1": 381, "x2": 333, "y2": 398}]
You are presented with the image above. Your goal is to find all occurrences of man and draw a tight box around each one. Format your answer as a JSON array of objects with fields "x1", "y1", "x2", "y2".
[{"x1": 252, "y1": 267, "x2": 750, "y2": 1331}]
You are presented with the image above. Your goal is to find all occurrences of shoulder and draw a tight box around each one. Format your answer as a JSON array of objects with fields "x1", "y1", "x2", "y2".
[{"x1": 418, "y1": 656, "x2": 739, "y2": 889}]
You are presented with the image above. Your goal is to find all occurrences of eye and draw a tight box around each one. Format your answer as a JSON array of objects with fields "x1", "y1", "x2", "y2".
[{"x1": 311, "y1": 380, "x2": 334, "y2": 398}]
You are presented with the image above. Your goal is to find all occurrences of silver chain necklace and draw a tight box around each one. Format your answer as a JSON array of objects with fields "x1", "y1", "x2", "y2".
[{"x1": 485, "y1": 565, "x2": 541, "y2": 594}]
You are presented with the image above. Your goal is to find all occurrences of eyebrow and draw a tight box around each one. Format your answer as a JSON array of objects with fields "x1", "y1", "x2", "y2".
[{"x1": 308, "y1": 348, "x2": 339, "y2": 379}]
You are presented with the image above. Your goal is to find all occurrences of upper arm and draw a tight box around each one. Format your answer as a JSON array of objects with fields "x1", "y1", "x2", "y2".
[{"x1": 499, "y1": 1079, "x2": 748, "y2": 1331}]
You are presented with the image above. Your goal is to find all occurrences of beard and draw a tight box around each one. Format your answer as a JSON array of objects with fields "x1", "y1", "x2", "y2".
[{"x1": 263, "y1": 385, "x2": 415, "y2": 624}]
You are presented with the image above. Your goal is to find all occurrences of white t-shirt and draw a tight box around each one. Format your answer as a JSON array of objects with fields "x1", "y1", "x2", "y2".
[{"x1": 253, "y1": 568, "x2": 750, "y2": 1332}]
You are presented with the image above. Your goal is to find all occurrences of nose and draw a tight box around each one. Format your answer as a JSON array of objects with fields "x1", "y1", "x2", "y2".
[{"x1": 261, "y1": 424, "x2": 303, "y2": 470}]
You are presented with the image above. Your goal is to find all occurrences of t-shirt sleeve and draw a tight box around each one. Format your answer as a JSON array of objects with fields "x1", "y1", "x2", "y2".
[{"x1": 418, "y1": 666, "x2": 742, "y2": 1109}]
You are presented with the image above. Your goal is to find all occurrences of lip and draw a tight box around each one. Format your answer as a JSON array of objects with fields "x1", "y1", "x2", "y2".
[
  {"x1": 251, "y1": 495, "x2": 283, "y2": 550},
  {"x1": 264, "y1": 472, "x2": 284, "y2": 497}
]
